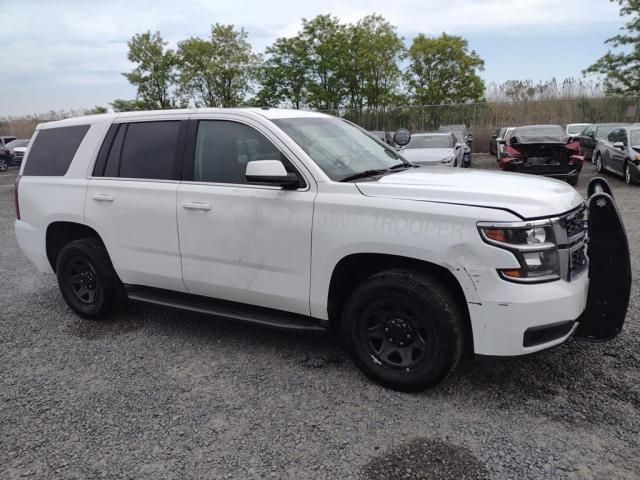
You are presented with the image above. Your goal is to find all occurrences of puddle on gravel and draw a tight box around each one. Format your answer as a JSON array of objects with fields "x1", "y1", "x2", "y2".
[
  {"x1": 361, "y1": 438, "x2": 489, "y2": 480},
  {"x1": 64, "y1": 317, "x2": 144, "y2": 340}
]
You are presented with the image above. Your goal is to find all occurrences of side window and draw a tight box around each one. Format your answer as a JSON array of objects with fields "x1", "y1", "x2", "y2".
[
  {"x1": 23, "y1": 125, "x2": 89, "y2": 176},
  {"x1": 117, "y1": 121, "x2": 181, "y2": 180},
  {"x1": 620, "y1": 130, "x2": 628, "y2": 146},
  {"x1": 192, "y1": 120, "x2": 303, "y2": 186},
  {"x1": 104, "y1": 125, "x2": 126, "y2": 177}
]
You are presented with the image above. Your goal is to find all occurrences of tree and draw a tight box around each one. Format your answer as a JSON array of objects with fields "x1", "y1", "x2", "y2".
[
  {"x1": 405, "y1": 33, "x2": 485, "y2": 105},
  {"x1": 349, "y1": 15, "x2": 404, "y2": 111},
  {"x1": 110, "y1": 98, "x2": 150, "y2": 112},
  {"x1": 123, "y1": 31, "x2": 180, "y2": 109},
  {"x1": 301, "y1": 15, "x2": 350, "y2": 110},
  {"x1": 177, "y1": 24, "x2": 260, "y2": 107},
  {"x1": 584, "y1": 0, "x2": 640, "y2": 95},
  {"x1": 254, "y1": 36, "x2": 309, "y2": 108}
]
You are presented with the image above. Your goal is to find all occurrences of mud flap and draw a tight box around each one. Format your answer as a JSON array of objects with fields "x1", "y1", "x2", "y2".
[{"x1": 575, "y1": 177, "x2": 632, "y2": 341}]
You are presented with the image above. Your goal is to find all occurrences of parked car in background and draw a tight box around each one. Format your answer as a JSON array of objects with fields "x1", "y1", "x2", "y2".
[
  {"x1": 496, "y1": 127, "x2": 516, "y2": 161},
  {"x1": 0, "y1": 138, "x2": 29, "y2": 171},
  {"x1": 490, "y1": 128, "x2": 507, "y2": 156},
  {"x1": 577, "y1": 123, "x2": 626, "y2": 162},
  {"x1": 438, "y1": 124, "x2": 473, "y2": 146},
  {"x1": 0, "y1": 136, "x2": 17, "y2": 149},
  {"x1": 368, "y1": 130, "x2": 393, "y2": 145},
  {"x1": 594, "y1": 125, "x2": 640, "y2": 184},
  {"x1": 499, "y1": 124, "x2": 584, "y2": 185},
  {"x1": 566, "y1": 123, "x2": 590, "y2": 137},
  {"x1": 399, "y1": 132, "x2": 463, "y2": 167}
]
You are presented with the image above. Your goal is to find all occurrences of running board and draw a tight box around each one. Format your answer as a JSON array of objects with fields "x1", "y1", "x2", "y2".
[{"x1": 125, "y1": 285, "x2": 327, "y2": 333}]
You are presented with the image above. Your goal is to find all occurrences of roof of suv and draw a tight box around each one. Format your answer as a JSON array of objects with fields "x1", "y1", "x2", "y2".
[{"x1": 35, "y1": 108, "x2": 331, "y2": 130}]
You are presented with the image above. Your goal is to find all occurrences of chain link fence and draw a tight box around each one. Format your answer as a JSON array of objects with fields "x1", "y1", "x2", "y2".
[{"x1": 319, "y1": 97, "x2": 640, "y2": 153}]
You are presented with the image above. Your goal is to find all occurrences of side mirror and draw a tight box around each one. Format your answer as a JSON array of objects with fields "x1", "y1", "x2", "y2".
[
  {"x1": 245, "y1": 160, "x2": 300, "y2": 189},
  {"x1": 491, "y1": 134, "x2": 497, "y2": 139},
  {"x1": 613, "y1": 141, "x2": 625, "y2": 149},
  {"x1": 455, "y1": 142, "x2": 464, "y2": 149},
  {"x1": 497, "y1": 138, "x2": 506, "y2": 145},
  {"x1": 393, "y1": 128, "x2": 411, "y2": 147}
]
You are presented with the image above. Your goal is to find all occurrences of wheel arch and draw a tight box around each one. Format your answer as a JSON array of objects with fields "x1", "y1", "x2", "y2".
[
  {"x1": 46, "y1": 221, "x2": 102, "y2": 272},
  {"x1": 326, "y1": 253, "x2": 473, "y2": 351}
]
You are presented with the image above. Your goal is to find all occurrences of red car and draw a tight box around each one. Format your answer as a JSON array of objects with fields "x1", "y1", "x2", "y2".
[{"x1": 498, "y1": 125, "x2": 584, "y2": 186}]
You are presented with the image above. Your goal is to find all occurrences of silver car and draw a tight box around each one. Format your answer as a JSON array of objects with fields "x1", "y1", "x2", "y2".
[
  {"x1": 400, "y1": 132, "x2": 464, "y2": 167},
  {"x1": 595, "y1": 125, "x2": 640, "y2": 185}
]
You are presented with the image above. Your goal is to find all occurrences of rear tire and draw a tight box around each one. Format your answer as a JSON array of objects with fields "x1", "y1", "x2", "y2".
[
  {"x1": 56, "y1": 238, "x2": 126, "y2": 319},
  {"x1": 340, "y1": 269, "x2": 465, "y2": 392}
]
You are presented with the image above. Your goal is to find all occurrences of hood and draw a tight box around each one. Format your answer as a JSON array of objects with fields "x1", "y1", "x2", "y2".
[
  {"x1": 356, "y1": 167, "x2": 584, "y2": 219},
  {"x1": 401, "y1": 148, "x2": 454, "y2": 165}
]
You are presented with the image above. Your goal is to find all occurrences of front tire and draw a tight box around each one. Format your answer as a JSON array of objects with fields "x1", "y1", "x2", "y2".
[
  {"x1": 0, "y1": 159, "x2": 7, "y2": 172},
  {"x1": 624, "y1": 163, "x2": 634, "y2": 185},
  {"x1": 56, "y1": 238, "x2": 125, "y2": 319},
  {"x1": 595, "y1": 154, "x2": 603, "y2": 173},
  {"x1": 340, "y1": 269, "x2": 465, "y2": 392}
]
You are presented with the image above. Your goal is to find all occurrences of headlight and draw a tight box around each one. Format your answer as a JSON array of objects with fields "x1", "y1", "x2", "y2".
[
  {"x1": 478, "y1": 221, "x2": 560, "y2": 283},
  {"x1": 634, "y1": 154, "x2": 640, "y2": 166},
  {"x1": 440, "y1": 154, "x2": 456, "y2": 164}
]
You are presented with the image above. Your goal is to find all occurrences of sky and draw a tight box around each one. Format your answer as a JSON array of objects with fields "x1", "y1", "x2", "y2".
[{"x1": 0, "y1": 0, "x2": 626, "y2": 116}]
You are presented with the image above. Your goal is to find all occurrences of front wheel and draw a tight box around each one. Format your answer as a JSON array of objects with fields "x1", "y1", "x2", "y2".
[
  {"x1": 340, "y1": 269, "x2": 465, "y2": 392},
  {"x1": 0, "y1": 159, "x2": 7, "y2": 172},
  {"x1": 624, "y1": 163, "x2": 635, "y2": 185},
  {"x1": 595, "y1": 154, "x2": 603, "y2": 173},
  {"x1": 56, "y1": 238, "x2": 125, "y2": 319}
]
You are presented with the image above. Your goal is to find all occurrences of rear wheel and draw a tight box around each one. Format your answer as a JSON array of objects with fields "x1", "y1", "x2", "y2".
[
  {"x1": 340, "y1": 269, "x2": 465, "y2": 392},
  {"x1": 56, "y1": 238, "x2": 125, "y2": 319},
  {"x1": 0, "y1": 159, "x2": 7, "y2": 172}
]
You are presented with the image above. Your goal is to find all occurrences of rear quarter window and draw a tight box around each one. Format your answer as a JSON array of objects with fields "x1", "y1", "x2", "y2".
[{"x1": 22, "y1": 125, "x2": 90, "y2": 176}]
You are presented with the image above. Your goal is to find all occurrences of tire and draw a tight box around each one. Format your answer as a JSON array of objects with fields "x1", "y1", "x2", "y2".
[
  {"x1": 340, "y1": 269, "x2": 465, "y2": 392},
  {"x1": 0, "y1": 159, "x2": 7, "y2": 172},
  {"x1": 624, "y1": 163, "x2": 634, "y2": 185},
  {"x1": 56, "y1": 237, "x2": 126, "y2": 319},
  {"x1": 453, "y1": 158, "x2": 458, "y2": 168},
  {"x1": 567, "y1": 176, "x2": 579, "y2": 187},
  {"x1": 595, "y1": 154, "x2": 603, "y2": 173}
]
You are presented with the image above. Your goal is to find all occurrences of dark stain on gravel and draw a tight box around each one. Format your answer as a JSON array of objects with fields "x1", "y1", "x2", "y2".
[{"x1": 361, "y1": 438, "x2": 489, "y2": 480}]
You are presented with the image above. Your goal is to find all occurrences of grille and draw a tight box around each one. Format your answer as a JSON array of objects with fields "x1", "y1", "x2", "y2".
[
  {"x1": 563, "y1": 209, "x2": 586, "y2": 239},
  {"x1": 570, "y1": 246, "x2": 588, "y2": 278}
]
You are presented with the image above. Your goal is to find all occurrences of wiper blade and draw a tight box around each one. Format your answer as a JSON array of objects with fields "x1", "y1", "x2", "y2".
[
  {"x1": 389, "y1": 162, "x2": 415, "y2": 170},
  {"x1": 339, "y1": 169, "x2": 389, "y2": 182}
]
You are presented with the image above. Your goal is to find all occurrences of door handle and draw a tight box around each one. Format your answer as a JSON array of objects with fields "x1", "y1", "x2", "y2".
[
  {"x1": 182, "y1": 202, "x2": 211, "y2": 211},
  {"x1": 93, "y1": 194, "x2": 114, "y2": 202}
]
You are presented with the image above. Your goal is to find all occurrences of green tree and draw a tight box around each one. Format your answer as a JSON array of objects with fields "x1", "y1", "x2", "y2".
[
  {"x1": 110, "y1": 98, "x2": 150, "y2": 112},
  {"x1": 584, "y1": 0, "x2": 640, "y2": 95},
  {"x1": 254, "y1": 36, "x2": 309, "y2": 108},
  {"x1": 301, "y1": 15, "x2": 349, "y2": 110},
  {"x1": 123, "y1": 31, "x2": 180, "y2": 109},
  {"x1": 405, "y1": 33, "x2": 485, "y2": 105},
  {"x1": 177, "y1": 24, "x2": 260, "y2": 107},
  {"x1": 349, "y1": 15, "x2": 404, "y2": 111}
]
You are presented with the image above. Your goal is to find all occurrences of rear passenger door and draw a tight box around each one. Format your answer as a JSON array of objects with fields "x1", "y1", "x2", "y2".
[
  {"x1": 85, "y1": 116, "x2": 188, "y2": 292},
  {"x1": 176, "y1": 115, "x2": 315, "y2": 315}
]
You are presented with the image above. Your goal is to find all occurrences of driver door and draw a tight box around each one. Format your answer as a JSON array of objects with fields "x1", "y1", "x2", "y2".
[{"x1": 176, "y1": 116, "x2": 316, "y2": 315}]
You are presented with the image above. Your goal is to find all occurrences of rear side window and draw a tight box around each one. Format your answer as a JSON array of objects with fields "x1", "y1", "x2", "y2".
[
  {"x1": 96, "y1": 121, "x2": 182, "y2": 180},
  {"x1": 23, "y1": 125, "x2": 89, "y2": 176}
]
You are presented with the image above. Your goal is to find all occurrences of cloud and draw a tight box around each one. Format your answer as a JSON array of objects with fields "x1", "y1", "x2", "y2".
[{"x1": 0, "y1": 0, "x2": 623, "y2": 115}]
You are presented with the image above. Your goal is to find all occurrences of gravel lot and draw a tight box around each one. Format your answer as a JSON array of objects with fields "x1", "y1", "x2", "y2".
[{"x1": 1, "y1": 156, "x2": 638, "y2": 479}]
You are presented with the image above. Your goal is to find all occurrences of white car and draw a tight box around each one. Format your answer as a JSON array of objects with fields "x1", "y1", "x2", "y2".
[
  {"x1": 14, "y1": 108, "x2": 630, "y2": 392},
  {"x1": 566, "y1": 123, "x2": 590, "y2": 137},
  {"x1": 399, "y1": 132, "x2": 463, "y2": 167}
]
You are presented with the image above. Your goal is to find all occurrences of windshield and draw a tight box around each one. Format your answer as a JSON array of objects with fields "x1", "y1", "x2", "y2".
[
  {"x1": 406, "y1": 135, "x2": 452, "y2": 149},
  {"x1": 596, "y1": 125, "x2": 618, "y2": 140},
  {"x1": 5, "y1": 139, "x2": 28, "y2": 149},
  {"x1": 272, "y1": 117, "x2": 406, "y2": 181},
  {"x1": 630, "y1": 129, "x2": 640, "y2": 147},
  {"x1": 567, "y1": 124, "x2": 587, "y2": 135}
]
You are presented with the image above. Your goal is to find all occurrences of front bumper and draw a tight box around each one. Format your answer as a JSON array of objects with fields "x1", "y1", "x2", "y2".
[{"x1": 629, "y1": 162, "x2": 640, "y2": 182}]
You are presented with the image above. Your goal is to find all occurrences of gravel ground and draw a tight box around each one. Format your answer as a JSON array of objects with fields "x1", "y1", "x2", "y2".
[{"x1": 1, "y1": 157, "x2": 639, "y2": 479}]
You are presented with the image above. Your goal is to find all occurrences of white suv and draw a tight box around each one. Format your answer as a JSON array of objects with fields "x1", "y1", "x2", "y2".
[{"x1": 14, "y1": 108, "x2": 631, "y2": 391}]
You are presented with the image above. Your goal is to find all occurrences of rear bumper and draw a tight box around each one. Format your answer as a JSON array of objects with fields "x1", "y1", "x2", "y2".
[
  {"x1": 15, "y1": 220, "x2": 52, "y2": 273},
  {"x1": 501, "y1": 161, "x2": 582, "y2": 181}
]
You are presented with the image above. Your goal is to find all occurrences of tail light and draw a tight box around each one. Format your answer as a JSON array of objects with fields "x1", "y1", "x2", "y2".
[{"x1": 14, "y1": 175, "x2": 20, "y2": 220}]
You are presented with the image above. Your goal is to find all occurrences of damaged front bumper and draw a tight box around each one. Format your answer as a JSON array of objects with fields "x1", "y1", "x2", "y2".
[{"x1": 470, "y1": 177, "x2": 631, "y2": 356}]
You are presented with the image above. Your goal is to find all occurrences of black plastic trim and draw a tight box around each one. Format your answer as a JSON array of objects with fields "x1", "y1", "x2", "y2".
[{"x1": 523, "y1": 321, "x2": 575, "y2": 347}]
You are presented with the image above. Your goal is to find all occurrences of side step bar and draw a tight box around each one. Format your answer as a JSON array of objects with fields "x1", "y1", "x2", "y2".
[{"x1": 125, "y1": 285, "x2": 327, "y2": 333}]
